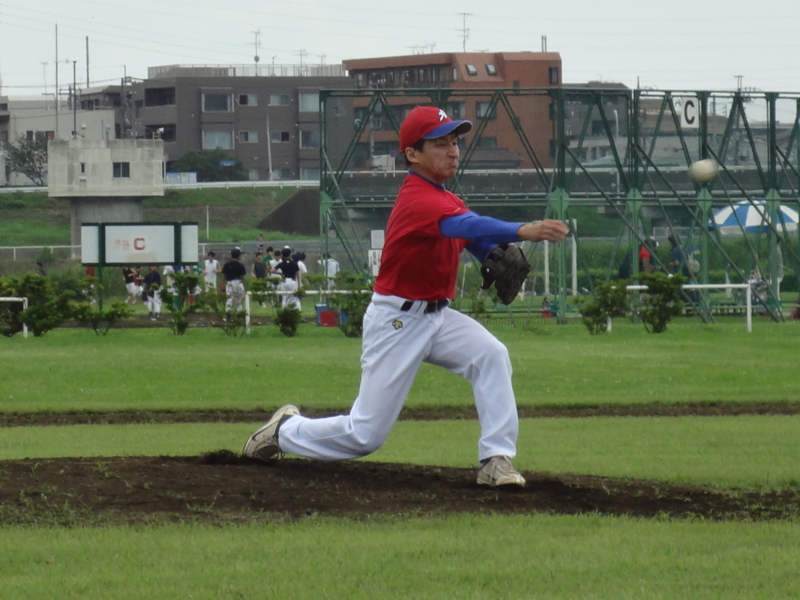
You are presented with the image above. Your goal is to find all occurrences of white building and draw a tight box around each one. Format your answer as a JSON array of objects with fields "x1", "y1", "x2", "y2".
[
  {"x1": 0, "y1": 95, "x2": 116, "y2": 185},
  {"x1": 48, "y1": 138, "x2": 164, "y2": 247}
]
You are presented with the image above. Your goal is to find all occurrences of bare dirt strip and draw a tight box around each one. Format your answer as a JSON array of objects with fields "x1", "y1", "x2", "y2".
[
  {"x1": 1, "y1": 404, "x2": 798, "y2": 526},
  {"x1": 1, "y1": 453, "x2": 797, "y2": 527},
  {"x1": 2, "y1": 401, "x2": 800, "y2": 427}
]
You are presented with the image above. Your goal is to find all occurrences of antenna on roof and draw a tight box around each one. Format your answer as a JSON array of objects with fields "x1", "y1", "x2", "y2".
[
  {"x1": 457, "y1": 12, "x2": 472, "y2": 52},
  {"x1": 252, "y1": 29, "x2": 261, "y2": 67}
]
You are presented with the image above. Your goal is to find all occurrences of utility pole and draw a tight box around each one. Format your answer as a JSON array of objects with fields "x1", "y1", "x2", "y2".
[
  {"x1": 54, "y1": 24, "x2": 59, "y2": 138},
  {"x1": 295, "y1": 49, "x2": 307, "y2": 75},
  {"x1": 456, "y1": 12, "x2": 472, "y2": 52},
  {"x1": 41, "y1": 62, "x2": 48, "y2": 110},
  {"x1": 252, "y1": 29, "x2": 260, "y2": 70},
  {"x1": 266, "y1": 110, "x2": 273, "y2": 181},
  {"x1": 72, "y1": 60, "x2": 77, "y2": 137},
  {"x1": 85, "y1": 36, "x2": 90, "y2": 87}
]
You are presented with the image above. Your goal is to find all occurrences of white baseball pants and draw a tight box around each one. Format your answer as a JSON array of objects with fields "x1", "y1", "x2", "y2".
[
  {"x1": 279, "y1": 279, "x2": 301, "y2": 310},
  {"x1": 225, "y1": 280, "x2": 246, "y2": 311},
  {"x1": 279, "y1": 293, "x2": 519, "y2": 463},
  {"x1": 147, "y1": 290, "x2": 161, "y2": 315}
]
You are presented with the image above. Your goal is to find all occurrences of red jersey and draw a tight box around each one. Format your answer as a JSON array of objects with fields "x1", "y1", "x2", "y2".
[{"x1": 373, "y1": 173, "x2": 469, "y2": 301}]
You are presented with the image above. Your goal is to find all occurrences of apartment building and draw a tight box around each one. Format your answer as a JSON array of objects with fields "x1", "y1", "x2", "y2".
[
  {"x1": 0, "y1": 94, "x2": 116, "y2": 185},
  {"x1": 79, "y1": 64, "x2": 355, "y2": 182},
  {"x1": 342, "y1": 52, "x2": 563, "y2": 170}
]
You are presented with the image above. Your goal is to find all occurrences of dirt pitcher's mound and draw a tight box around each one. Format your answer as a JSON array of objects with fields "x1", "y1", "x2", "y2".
[{"x1": 1, "y1": 454, "x2": 796, "y2": 526}]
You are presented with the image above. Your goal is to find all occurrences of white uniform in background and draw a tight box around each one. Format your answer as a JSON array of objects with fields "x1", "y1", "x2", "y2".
[{"x1": 204, "y1": 258, "x2": 219, "y2": 290}]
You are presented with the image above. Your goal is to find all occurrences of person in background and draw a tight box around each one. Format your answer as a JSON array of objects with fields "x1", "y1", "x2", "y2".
[
  {"x1": 222, "y1": 248, "x2": 247, "y2": 312},
  {"x1": 274, "y1": 247, "x2": 302, "y2": 310},
  {"x1": 270, "y1": 249, "x2": 282, "y2": 271},
  {"x1": 122, "y1": 266, "x2": 139, "y2": 304},
  {"x1": 35, "y1": 261, "x2": 46, "y2": 276},
  {"x1": 318, "y1": 253, "x2": 340, "y2": 290},
  {"x1": 203, "y1": 251, "x2": 221, "y2": 291},
  {"x1": 293, "y1": 251, "x2": 308, "y2": 288},
  {"x1": 143, "y1": 265, "x2": 162, "y2": 320}
]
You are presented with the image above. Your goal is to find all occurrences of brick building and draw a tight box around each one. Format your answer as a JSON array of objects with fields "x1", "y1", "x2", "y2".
[{"x1": 342, "y1": 52, "x2": 562, "y2": 170}]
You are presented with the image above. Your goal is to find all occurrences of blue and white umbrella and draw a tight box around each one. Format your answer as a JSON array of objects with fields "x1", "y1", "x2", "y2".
[{"x1": 711, "y1": 200, "x2": 798, "y2": 234}]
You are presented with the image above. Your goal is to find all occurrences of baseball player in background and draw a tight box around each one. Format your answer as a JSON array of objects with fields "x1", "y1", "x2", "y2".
[
  {"x1": 222, "y1": 248, "x2": 247, "y2": 312},
  {"x1": 243, "y1": 106, "x2": 569, "y2": 487}
]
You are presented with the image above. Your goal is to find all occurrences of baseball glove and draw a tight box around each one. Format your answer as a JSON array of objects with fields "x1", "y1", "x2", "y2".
[{"x1": 480, "y1": 243, "x2": 531, "y2": 305}]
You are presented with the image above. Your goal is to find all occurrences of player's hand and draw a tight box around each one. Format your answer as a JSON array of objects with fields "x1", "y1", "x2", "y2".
[{"x1": 517, "y1": 220, "x2": 570, "y2": 243}]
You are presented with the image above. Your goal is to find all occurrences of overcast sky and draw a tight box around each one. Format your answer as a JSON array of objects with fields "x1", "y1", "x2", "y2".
[{"x1": 1, "y1": 0, "x2": 799, "y2": 97}]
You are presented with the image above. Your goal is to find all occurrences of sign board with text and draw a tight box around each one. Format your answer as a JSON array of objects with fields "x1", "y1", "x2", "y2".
[
  {"x1": 673, "y1": 97, "x2": 700, "y2": 129},
  {"x1": 81, "y1": 222, "x2": 199, "y2": 266}
]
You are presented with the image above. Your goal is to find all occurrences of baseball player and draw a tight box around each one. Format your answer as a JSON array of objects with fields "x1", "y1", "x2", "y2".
[
  {"x1": 203, "y1": 251, "x2": 221, "y2": 291},
  {"x1": 221, "y1": 248, "x2": 247, "y2": 312},
  {"x1": 274, "y1": 247, "x2": 302, "y2": 310},
  {"x1": 122, "y1": 266, "x2": 139, "y2": 304},
  {"x1": 243, "y1": 105, "x2": 569, "y2": 487}
]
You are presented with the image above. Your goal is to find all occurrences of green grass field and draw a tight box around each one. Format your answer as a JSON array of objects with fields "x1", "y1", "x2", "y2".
[
  {"x1": 2, "y1": 516, "x2": 798, "y2": 600},
  {"x1": 2, "y1": 320, "x2": 799, "y2": 599},
  {"x1": 1, "y1": 318, "x2": 798, "y2": 413}
]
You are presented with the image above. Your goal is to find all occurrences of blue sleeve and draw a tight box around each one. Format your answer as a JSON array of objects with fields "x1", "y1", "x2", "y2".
[
  {"x1": 465, "y1": 241, "x2": 496, "y2": 262},
  {"x1": 439, "y1": 211, "x2": 522, "y2": 244}
]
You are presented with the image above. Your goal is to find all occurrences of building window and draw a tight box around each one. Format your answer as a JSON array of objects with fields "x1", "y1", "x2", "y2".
[
  {"x1": 465, "y1": 64, "x2": 478, "y2": 76},
  {"x1": 203, "y1": 93, "x2": 230, "y2": 112},
  {"x1": 298, "y1": 93, "x2": 319, "y2": 113},
  {"x1": 80, "y1": 163, "x2": 86, "y2": 174},
  {"x1": 448, "y1": 102, "x2": 465, "y2": 119},
  {"x1": 486, "y1": 64, "x2": 497, "y2": 76},
  {"x1": 271, "y1": 131, "x2": 291, "y2": 143},
  {"x1": 145, "y1": 87, "x2": 176, "y2": 107},
  {"x1": 112, "y1": 162, "x2": 130, "y2": 178},
  {"x1": 269, "y1": 94, "x2": 290, "y2": 106},
  {"x1": 248, "y1": 169, "x2": 259, "y2": 180},
  {"x1": 239, "y1": 94, "x2": 257, "y2": 106},
  {"x1": 239, "y1": 131, "x2": 258, "y2": 143},
  {"x1": 300, "y1": 129, "x2": 320, "y2": 149},
  {"x1": 202, "y1": 130, "x2": 233, "y2": 149},
  {"x1": 549, "y1": 67, "x2": 559, "y2": 85},
  {"x1": 477, "y1": 137, "x2": 497, "y2": 147},
  {"x1": 476, "y1": 101, "x2": 497, "y2": 119},
  {"x1": 26, "y1": 130, "x2": 54, "y2": 142},
  {"x1": 300, "y1": 168, "x2": 320, "y2": 180},
  {"x1": 274, "y1": 168, "x2": 292, "y2": 180}
]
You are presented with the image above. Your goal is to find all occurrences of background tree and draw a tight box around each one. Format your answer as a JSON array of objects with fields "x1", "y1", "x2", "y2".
[
  {"x1": 5, "y1": 135, "x2": 48, "y2": 185},
  {"x1": 169, "y1": 150, "x2": 247, "y2": 182}
]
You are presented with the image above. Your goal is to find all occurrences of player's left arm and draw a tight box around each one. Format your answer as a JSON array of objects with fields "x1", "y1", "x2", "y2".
[{"x1": 440, "y1": 212, "x2": 568, "y2": 261}]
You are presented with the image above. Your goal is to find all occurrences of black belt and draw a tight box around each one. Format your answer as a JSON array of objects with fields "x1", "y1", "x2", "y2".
[{"x1": 400, "y1": 299, "x2": 449, "y2": 313}]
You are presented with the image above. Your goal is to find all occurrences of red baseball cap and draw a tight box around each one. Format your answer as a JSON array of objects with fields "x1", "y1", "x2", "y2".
[{"x1": 399, "y1": 106, "x2": 472, "y2": 152}]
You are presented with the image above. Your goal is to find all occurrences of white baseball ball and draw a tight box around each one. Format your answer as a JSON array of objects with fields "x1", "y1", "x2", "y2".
[{"x1": 688, "y1": 159, "x2": 719, "y2": 183}]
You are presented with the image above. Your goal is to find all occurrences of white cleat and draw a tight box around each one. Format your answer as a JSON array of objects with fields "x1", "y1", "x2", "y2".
[
  {"x1": 242, "y1": 404, "x2": 300, "y2": 462},
  {"x1": 477, "y1": 456, "x2": 526, "y2": 487}
]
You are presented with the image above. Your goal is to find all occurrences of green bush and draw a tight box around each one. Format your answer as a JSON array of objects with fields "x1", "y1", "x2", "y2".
[
  {"x1": 273, "y1": 306, "x2": 303, "y2": 337},
  {"x1": 636, "y1": 272, "x2": 685, "y2": 334},
  {"x1": 327, "y1": 272, "x2": 372, "y2": 338},
  {"x1": 159, "y1": 271, "x2": 204, "y2": 336},
  {"x1": 0, "y1": 273, "x2": 72, "y2": 337},
  {"x1": 576, "y1": 279, "x2": 630, "y2": 335}
]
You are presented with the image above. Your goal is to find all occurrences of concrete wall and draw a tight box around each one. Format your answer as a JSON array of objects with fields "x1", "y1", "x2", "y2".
[
  {"x1": 48, "y1": 138, "x2": 164, "y2": 197},
  {"x1": 68, "y1": 197, "x2": 144, "y2": 251}
]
